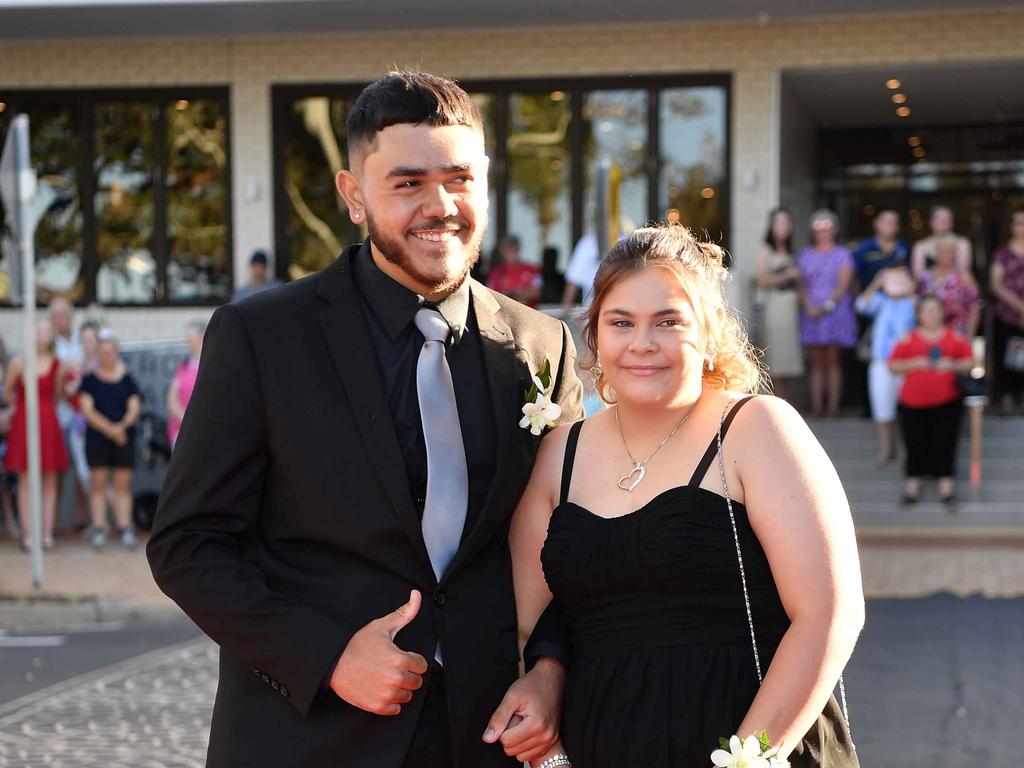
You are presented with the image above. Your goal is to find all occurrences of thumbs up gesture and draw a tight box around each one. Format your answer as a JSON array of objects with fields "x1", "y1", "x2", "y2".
[{"x1": 330, "y1": 590, "x2": 429, "y2": 715}]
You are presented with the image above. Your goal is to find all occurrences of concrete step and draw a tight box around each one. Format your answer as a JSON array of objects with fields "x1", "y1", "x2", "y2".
[
  {"x1": 818, "y1": 439, "x2": 1023, "y2": 460},
  {"x1": 808, "y1": 416, "x2": 1024, "y2": 435},
  {"x1": 832, "y1": 459, "x2": 1024, "y2": 484},
  {"x1": 844, "y1": 480, "x2": 1024, "y2": 503}
]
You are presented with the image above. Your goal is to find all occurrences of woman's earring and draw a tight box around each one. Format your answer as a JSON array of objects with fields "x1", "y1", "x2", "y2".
[
  {"x1": 706, "y1": 353, "x2": 716, "y2": 372},
  {"x1": 592, "y1": 356, "x2": 603, "y2": 377},
  {"x1": 352, "y1": 210, "x2": 362, "y2": 221}
]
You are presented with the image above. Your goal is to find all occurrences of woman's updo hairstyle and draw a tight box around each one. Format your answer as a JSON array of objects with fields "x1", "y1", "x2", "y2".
[{"x1": 581, "y1": 224, "x2": 767, "y2": 402}]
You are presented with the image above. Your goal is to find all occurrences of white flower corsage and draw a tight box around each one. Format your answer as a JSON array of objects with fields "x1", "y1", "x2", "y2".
[
  {"x1": 519, "y1": 356, "x2": 562, "y2": 436},
  {"x1": 711, "y1": 732, "x2": 790, "y2": 768}
]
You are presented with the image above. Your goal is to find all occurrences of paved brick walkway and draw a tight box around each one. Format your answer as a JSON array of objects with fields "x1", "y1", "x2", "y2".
[{"x1": 0, "y1": 638, "x2": 215, "y2": 768}]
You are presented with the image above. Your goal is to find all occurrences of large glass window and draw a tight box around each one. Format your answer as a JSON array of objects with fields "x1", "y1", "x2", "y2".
[
  {"x1": 282, "y1": 95, "x2": 355, "y2": 278},
  {"x1": 274, "y1": 77, "x2": 730, "y2": 284},
  {"x1": 583, "y1": 89, "x2": 648, "y2": 238},
  {"x1": 659, "y1": 86, "x2": 728, "y2": 241},
  {"x1": 94, "y1": 101, "x2": 156, "y2": 303},
  {"x1": 166, "y1": 98, "x2": 230, "y2": 301},
  {"x1": 0, "y1": 89, "x2": 230, "y2": 306},
  {"x1": 506, "y1": 91, "x2": 573, "y2": 270},
  {"x1": 0, "y1": 101, "x2": 83, "y2": 304}
]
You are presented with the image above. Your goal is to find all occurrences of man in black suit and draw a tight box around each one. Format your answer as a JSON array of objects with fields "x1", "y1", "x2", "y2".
[{"x1": 147, "y1": 72, "x2": 582, "y2": 768}]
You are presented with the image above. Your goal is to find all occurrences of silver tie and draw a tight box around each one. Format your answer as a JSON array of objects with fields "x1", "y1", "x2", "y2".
[{"x1": 414, "y1": 308, "x2": 469, "y2": 583}]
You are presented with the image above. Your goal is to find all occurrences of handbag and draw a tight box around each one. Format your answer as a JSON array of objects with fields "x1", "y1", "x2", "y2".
[
  {"x1": 1005, "y1": 336, "x2": 1024, "y2": 373},
  {"x1": 956, "y1": 373, "x2": 986, "y2": 398},
  {"x1": 716, "y1": 398, "x2": 859, "y2": 767}
]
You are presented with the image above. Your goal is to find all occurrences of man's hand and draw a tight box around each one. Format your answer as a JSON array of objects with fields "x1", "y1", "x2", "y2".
[
  {"x1": 482, "y1": 657, "x2": 566, "y2": 763},
  {"x1": 330, "y1": 590, "x2": 429, "y2": 716}
]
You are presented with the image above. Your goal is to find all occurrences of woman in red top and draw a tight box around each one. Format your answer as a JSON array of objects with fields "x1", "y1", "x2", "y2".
[
  {"x1": 889, "y1": 295, "x2": 973, "y2": 506},
  {"x1": 3, "y1": 320, "x2": 72, "y2": 550}
]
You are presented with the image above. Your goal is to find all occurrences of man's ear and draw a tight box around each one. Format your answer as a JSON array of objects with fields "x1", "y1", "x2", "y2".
[{"x1": 335, "y1": 170, "x2": 365, "y2": 225}]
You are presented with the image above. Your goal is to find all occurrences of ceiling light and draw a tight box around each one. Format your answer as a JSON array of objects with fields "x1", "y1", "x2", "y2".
[
  {"x1": 908, "y1": 136, "x2": 922, "y2": 147},
  {"x1": 0, "y1": 102, "x2": 6, "y2": 113},
  {"x1": 863, "y1": 204, "x2": 876, "y2": 216},
  {"x1": 896, "y1": 106, "x2": 911, "y2": 118},
  {"x1": 175, "y1": 99, "x2": 189, "y2": 111},
  {"x1": 891, "y1": 93, "x2": 907, "y2": 104},
  {"x1": 913, "y1": 147, "x2": 926, "y2": 158},
  {"x1": 886, "y1": 79, "x2": 901, "y2": 89},
  {"x1": 700, "y1": 187, "x2": 715, "y2": 199},
  {"x1": 550, "y1": 91, "x2": 565, "y2": 102}
]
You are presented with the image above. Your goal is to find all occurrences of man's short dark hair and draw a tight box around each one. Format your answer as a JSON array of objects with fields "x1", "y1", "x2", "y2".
[{"x1": 346, "y1": 71, "x2": 483, "y2": 170}]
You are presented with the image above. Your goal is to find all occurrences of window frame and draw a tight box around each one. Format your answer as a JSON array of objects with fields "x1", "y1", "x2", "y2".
[
  {"x1": 271, "y1": 73, "x2": 731, "y2": 278},
  {"x1": 0, "y1": 86, "x2": 233, "y2": 307}
]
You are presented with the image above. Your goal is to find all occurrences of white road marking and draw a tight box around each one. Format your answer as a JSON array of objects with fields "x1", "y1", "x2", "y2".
[{"x1": 0, "y1": 636, "x2": 65, "y2": 648}]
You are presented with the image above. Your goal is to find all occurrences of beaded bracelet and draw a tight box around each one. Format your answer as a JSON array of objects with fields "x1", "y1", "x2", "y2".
[{"x1": 535, "y1": 755, "x2": 571, "y2": 768}]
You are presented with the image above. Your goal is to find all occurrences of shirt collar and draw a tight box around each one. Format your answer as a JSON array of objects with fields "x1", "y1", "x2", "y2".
[{"x1": 353, "y1": 240, "x2": 470, "y2": 344}]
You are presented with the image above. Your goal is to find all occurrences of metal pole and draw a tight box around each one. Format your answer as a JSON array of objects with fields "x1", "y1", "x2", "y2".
[{"x1": 10, "y1": 116, "x2": 43, "y2": 588}]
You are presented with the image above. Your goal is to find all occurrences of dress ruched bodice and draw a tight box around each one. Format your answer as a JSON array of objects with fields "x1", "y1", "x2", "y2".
[{"x1": 540, "y1": 399, "x2": 798, "y2": 767}]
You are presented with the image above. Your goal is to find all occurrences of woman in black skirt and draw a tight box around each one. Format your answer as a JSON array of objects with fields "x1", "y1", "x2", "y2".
[{"x1": 79, "y1": 330, "x2": 141, "y2": 550}]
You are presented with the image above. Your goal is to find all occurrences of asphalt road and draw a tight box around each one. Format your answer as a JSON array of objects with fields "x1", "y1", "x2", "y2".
[{"x1": 0, "y1": 596, "x2": 1021, "y2": 767}]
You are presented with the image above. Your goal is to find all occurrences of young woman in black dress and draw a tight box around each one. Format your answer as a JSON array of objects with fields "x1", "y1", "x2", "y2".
[{"x1": 509, "y1": 225, "x2": 864, "y2": 767}]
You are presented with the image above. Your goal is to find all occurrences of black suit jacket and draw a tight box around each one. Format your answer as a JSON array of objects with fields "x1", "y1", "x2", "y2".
[{"x1": 147, "y1": 246, "x2": 584, "y2": 768}]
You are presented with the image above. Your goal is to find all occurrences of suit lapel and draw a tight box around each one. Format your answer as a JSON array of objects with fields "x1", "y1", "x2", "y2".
[
  {"x1": 442, "y1": 281, "x2": 522, "y2": 583},
  {"x1": 315, "y1": 251, "x2": 434, "y2": 580}
]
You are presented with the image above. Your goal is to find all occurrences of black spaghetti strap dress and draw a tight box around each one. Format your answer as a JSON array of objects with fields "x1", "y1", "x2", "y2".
[{"x1": 541, "y1": 397, "x2": 857, "y2": 768}]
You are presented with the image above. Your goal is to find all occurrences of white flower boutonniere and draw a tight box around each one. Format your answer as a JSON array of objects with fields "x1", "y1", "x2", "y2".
[
  {"x1": 519, "y1": 356, "x2": 562, "y2": 436},
  {"x1": 711, "y1": 732, "x2": 789, "y2": 768}
]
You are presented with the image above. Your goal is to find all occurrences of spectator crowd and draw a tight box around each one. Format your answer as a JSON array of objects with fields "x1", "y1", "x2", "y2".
[{"x1": 0, "y1": 300, "x2": 205, "y2": 551}]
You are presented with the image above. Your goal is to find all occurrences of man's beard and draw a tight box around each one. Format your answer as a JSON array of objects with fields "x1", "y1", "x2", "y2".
[{"x1": 366, "y1": 212, "x2": 484, "y2": 296}]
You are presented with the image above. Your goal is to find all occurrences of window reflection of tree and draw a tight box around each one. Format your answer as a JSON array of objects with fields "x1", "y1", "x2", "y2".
[
  {"x1": 94, "y1": 102, "x2": 156, "y2": 303},
  {"x1": 166, "y1": 99, "x2": 229, "y2": 300},
  {"x1": 582, "y1": 90, "x2": 648, "y2": 235},
  {"x1": 0, "y1": 104, "x2": 83, "y2": 303},
  {"x1": 507, "y1": 94, "x2": 571, "y2": 251},
  {"x1": 659, "y1": 89, "x2": 724, "y2": 240},
  {"x1": 285, "y1": 97, "x2": 352, "y2": 278}
]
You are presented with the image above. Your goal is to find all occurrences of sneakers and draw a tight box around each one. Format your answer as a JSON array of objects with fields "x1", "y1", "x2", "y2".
[
  {"x1": 119, "y1": 529, "x2": 137, "y2": 551},
  {"x1": 90, "y1": 528, "x2": 137, "y2": 551}
]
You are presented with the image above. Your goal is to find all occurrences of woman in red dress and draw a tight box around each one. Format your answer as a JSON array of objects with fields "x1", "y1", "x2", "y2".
[{"x1": 4, "y1": 320, "x2": 71, "y2": 550}]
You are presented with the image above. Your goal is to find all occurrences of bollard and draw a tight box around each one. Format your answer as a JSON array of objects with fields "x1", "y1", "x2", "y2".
[{"x1": 963, "y1": 395, "x2": 987, "y2": 495}]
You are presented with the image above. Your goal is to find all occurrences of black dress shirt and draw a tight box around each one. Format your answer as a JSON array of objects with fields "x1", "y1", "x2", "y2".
[{"x1": 352, "y1": 242, "x2": 497, "y2": 541}]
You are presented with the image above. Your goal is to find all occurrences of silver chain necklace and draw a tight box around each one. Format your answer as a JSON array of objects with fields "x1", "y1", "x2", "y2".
[{"x1": 614, "y1": 396, "x2": 701, "y2": 492}]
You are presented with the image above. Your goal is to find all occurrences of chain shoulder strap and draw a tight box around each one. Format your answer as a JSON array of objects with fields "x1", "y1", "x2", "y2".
[{"x1": 715, "y1": 398, "x2": 854, "y2": 737}]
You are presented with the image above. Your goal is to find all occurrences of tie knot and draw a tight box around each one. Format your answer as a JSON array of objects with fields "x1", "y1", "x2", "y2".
[{"x1": 415, "y1": 308, "x2": 450, "y2": 344}]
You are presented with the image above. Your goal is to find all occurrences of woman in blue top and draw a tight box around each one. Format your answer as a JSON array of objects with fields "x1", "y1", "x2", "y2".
[
  {"x1": 855, "y1": 266, "x2": 917, "y2": 465},
  {"x1": 79, "y1": 330, "x2": 141, "y2": 550}
]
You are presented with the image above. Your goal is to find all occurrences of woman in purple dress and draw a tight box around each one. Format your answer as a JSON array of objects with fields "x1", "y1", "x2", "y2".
[{"x1": 797, "y1": 209, "x2": 857, "y2": 418}]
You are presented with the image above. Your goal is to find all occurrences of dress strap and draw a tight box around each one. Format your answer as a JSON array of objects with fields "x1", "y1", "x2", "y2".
[
  {"x1": 559, "y1": 420, "x2": 585, "y2": 506},
  {"x1": 687, "y1": 396, "x2": 756, "y2": 487}
]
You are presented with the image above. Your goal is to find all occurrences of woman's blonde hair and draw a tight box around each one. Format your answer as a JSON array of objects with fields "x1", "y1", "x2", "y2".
[{"x1": 581, "y1": 224, "x2": 767, "y2": 402}]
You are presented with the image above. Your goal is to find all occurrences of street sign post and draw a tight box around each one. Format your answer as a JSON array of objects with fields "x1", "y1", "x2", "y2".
[{"x1": 1, "y1": 114, "x2": 44, "y2": 588}]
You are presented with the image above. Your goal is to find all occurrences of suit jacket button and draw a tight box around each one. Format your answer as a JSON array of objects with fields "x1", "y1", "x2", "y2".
[{"x1": 433, "y1": 591, "x2": 447, "y2": 606}]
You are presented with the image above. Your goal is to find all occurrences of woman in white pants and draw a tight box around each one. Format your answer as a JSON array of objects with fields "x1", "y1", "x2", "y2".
[{"x1": 855, "y1": 267, "x2": 917, "y2": 465}]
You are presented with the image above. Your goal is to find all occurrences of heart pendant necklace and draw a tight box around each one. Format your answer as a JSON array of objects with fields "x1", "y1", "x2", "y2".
[
  {"x1": 614, "y1": 395, "x2": 701, "y2": 493},
  {"x1": 617, "y1": 462, "x2": 646, "y2": 492}
]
